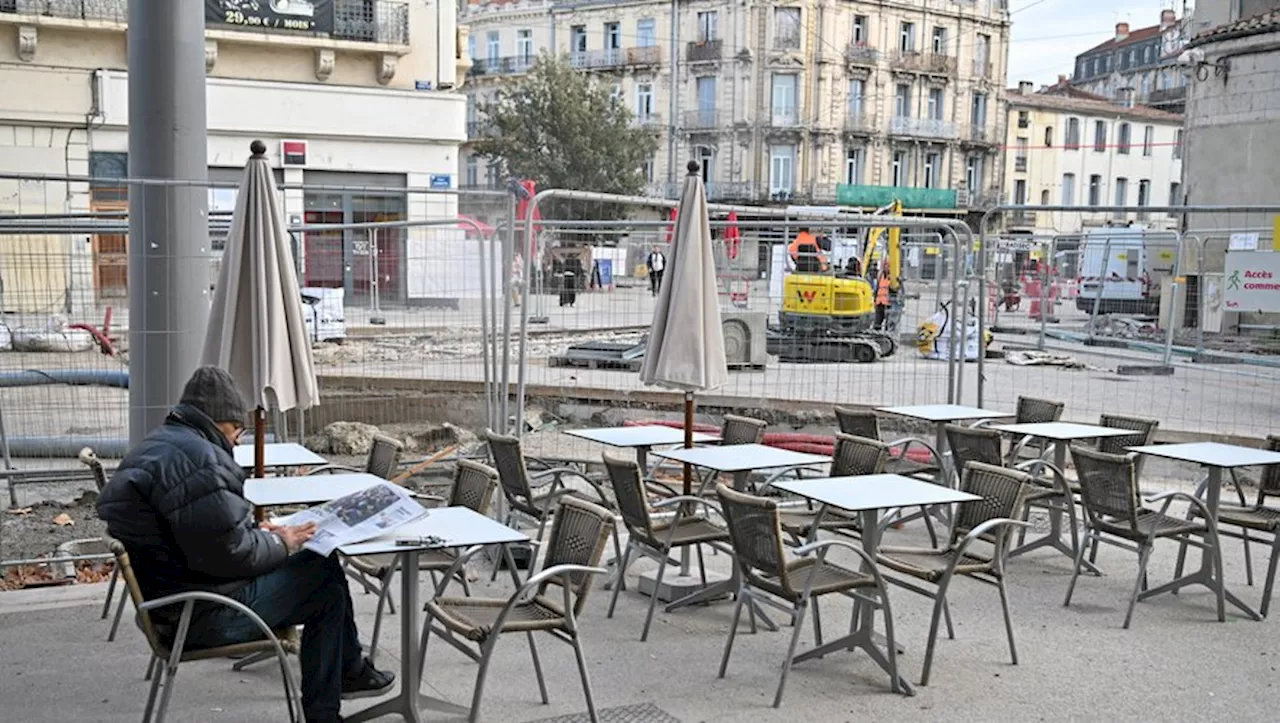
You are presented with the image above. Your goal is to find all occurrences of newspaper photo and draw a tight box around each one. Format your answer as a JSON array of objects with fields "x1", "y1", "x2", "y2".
[{"x1": 275, "y1": 480, "x2": 428, "y2": 556}]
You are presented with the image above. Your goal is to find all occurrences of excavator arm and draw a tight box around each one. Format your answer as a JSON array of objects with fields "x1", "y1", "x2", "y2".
[{"x1": 860, "y1": 200, "x2": 903, "y2": 289}]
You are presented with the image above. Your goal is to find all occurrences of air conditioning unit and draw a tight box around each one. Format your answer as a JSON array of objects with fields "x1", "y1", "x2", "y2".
[{"x1": 722, "y1": 311, "x2": 767, "y2": 369}]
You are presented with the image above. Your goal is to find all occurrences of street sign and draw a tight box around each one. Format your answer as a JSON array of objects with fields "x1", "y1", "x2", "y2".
[
  {"x1": 1224, "y1": 251, "x2": 1280, "y2": 312},
  {"x1": 430, "y1": 174, "x2": 452, "y2": 189}
]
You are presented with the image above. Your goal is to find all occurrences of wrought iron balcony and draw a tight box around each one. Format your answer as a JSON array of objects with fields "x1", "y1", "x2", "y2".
[
  {"x1": 889, "y1": 116, "x2": 958, "y2": 139},
  {"x1": 686, "y1": 39, "x2": 722, "y2": 63}
]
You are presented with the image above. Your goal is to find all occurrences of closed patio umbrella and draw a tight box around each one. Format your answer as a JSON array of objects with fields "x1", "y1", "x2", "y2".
[
  {"x1": 202, "y1": 140, "x2": 318, "y2": 478},
  {"x1": 640, "y1": 161, "x2": 727, "y2": 497}
]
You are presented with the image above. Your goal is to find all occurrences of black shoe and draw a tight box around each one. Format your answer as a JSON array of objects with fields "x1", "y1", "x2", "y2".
[{"x1": 341, "y1": 657, "x2": 395, "y2": 700}]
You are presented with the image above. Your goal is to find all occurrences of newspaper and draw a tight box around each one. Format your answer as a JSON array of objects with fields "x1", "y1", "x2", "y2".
[{"x1": 275, "y1": 480, "x2": 428, "y2": 557}]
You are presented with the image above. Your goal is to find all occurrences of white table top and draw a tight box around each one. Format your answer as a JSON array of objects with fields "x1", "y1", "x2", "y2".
[
  {"x1": 244, "y1": 473, "x2": 387, "y2": 508},
  {"x1": 775, "y1": 474, "x2": 981, "y2": 512},
  {"x1": 878, "y1": 404, "x2": 1011, "y2": 423},
  {"x1": 340, "y1": 506, "x2": 528, "y2": 556},
  {"x1": 565, "y1": 425, "x2": 720, "y2": 448},
  {"x1": 234, "y1": 443, "x2": 327, "y2": 469},
  {"x1": 1128, "y1": 442, "x2": 1280, "y2": 469},
  {"x1": 993, "y1": 422, "x2": 1136, "y2": 441},
  {"x1": 652, "y1": 443, "x2": 830, "y2": 473}
]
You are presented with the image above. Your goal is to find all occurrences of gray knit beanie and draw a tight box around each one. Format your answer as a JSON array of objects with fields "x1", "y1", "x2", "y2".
[{"x1": 179, "y1": 366, "x2": 249, "y2": 425}]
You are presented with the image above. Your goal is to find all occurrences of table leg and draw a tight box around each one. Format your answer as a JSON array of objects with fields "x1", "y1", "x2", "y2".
[
  {"x1": 1010, "y1": 440, "x2": 1100, "y2": 575},
  {"x1": 791, "y1": 508, "x2": 913, "y2": 694},
  {"x1": 345, "y1": 549, "x2": 424, "y2": 723},
  {"x1": 1139, "y1": 466, "x2": 1260, "y2": 620}
]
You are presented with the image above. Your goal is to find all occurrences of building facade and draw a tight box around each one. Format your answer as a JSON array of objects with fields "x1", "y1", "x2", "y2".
[
  {"x1": 1071, "y1": 10, "x2": 1190, "y2": 113},
  {"x1": 0, "y1": 1, "x2": 466, "y2": 312},
  {"x1": 1180, "y1": 1, "x2": 1280, "y2": 329},
  {"x1": 462, "y1": 0, "x2": 1011, "y2": 216},
  {"x1": 1001, "y1": 82, "x2": 1184, "y2": 235}
]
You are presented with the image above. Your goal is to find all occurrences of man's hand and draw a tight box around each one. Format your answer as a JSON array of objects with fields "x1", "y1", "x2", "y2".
[{"x1": 274, "y1": 522, "x2": 317, "y2": 554}]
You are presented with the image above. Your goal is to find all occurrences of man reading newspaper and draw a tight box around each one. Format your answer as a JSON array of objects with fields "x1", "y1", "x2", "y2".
[{"x1": 97, "y1": 366, "x2": 394, "y2": 723}]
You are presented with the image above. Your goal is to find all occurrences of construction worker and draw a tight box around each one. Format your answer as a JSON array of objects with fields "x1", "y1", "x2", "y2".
[
  {"x1": 787, "y1": 227, "x2": 829, "y2": 274},
  {"x1": 874, "y1": 267, "x2": 893, "y2": 330}
]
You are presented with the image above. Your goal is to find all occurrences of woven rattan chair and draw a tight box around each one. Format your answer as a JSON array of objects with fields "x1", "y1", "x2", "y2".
[
  {"x1": 602, "y1": 454, "x2": 732, "y2": 640},
  {"x1": 761, "y1": 434, "x2": 888, "y2": 543},
  {"x1": 483, "y1": 429, "x2": 619, "y2": 582},
  {"x1": 420, "y1": 495, "x2": 614, "y2": 723},
  {"x1": 945, "y1": 425, "x2": 1083, "y2": 566},
  {"x1": 715, "y1": 483, "x2": 901, "y2": 705},
  {"x1": 1177, "y1": 434, "x2": 1280, "y2": 617},
  {"x1": 108, "y1": 540, "x2": 301, "y2": 723},
  {"x1": 344, "y1": 460, "x2": 500, "y2": 662},
  {"x1": 834, "y1": 406, "x2": 880, "y2": 439},
  {"x1": 721, "y1": 414, "x2": 768, "y2": 445},
  {"x1": 1065, "y1": 446, "x2": 1222, "y2": 628},
  {"x1": 306, "y1": 433, "x2": 404, "y2": 479},
  {"x1": 78, "y1": 447, "x2": 131, "y2": 642},
  {"x1": 833, "y1": 406, "x2": 942, "y2": 480},
  {"x1": 877, "y1": 462, "x2": 1031, "y2": 686},
  {"x1": 1010, "y1": 396, "x2": 1064, "y2": 462}
]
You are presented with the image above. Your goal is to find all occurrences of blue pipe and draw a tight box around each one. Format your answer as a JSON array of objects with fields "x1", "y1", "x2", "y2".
[{"x1": 0, "y1": 370, "x2": 128, "y2": 388}]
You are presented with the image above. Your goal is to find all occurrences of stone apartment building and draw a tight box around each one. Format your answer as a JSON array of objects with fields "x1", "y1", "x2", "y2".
[
  {"x1": 1002, "y1": 81, "x2": 1184, "y2": 236},
  {"x1": 0, "y1": 0, "x2": 466, "y2": 312},
  {"x1": 1070, "y1": 9, "x2": 1191, "y2": 114},
  {"x1": 462, "y1": 0, "x2": 1011, "y2": 217}
]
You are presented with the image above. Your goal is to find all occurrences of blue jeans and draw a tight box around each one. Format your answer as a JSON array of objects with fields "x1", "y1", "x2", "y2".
[{"x1": 185, "y1": 552, "x2": 363, "y2": 722}]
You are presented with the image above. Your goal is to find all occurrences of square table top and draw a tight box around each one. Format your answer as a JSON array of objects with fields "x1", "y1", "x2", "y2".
[
  {"x1": 878, "y1": 404, "x2": 1011, "y2": 423},
  {"x1": 775, "y1": 474, "x2": 980, "y2": 512},
  {"x1": 234, "y1": 443, "x2": 327, "y2": 469},
  {"x1": 652, "y1": 443, "x2": 830, "y2": 473},
  {"x1": 1128, "y1": 442, "x2": 1280, "y2": 469},
  {"x1": 244, "y1": 473, "x2": 387, "y2": 508},
  {"x1": 992, "y1": 422, "x2": 1136, "y2": 441},
  {"x1": 340, "y1": 506, "x2": 529, "y2": 556},
  {"x1": 565, "y1": 426, "x2": 721, "y2": 448}
]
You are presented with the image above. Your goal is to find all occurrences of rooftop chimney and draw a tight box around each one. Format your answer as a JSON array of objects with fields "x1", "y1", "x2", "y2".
[
  {"x1": 1160, "y1": 9, "x2": 1177, "y2": 29},
  {"x1": 1115, "y1": 22, "x2": 1130, "y2": 41},
  {"x1": 1019, "y1": 80, "x2": 1034, "y2": 96},
  {"x1": 1057, "y1": 74, "x2": 1068, "y2": 85}
]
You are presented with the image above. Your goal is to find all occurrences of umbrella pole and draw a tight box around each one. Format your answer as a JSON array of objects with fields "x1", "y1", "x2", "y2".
[
  {"x1": 254, "y1": 407, "x2": 266, "y2": 479},
  {"x1": 681, "y1": 392, "x2": 693, "y2": 576},
  {"x1": 254, "y1": 407, "x2": 266, "y2": 523}
]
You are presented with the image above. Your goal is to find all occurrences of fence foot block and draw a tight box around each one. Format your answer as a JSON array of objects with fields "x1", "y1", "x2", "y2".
[{"x1": 1115, "y1": 364, "x2": 1175, "y2": 376}]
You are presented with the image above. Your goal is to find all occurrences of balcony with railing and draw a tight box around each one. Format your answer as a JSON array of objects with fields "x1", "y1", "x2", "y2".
[
  {"x1": 889, "y1": 116, "x2": 958, "y2": 139},
  {"x1": 1, "y1": 0, "x2": 411, "y2": 46},
  {"x1": 768, "y1": 109, "x2": 802, "y2": 129},
  {"x1": 469, "y1": 55, "x2": 535, "y2": 77},
  {"x1": 683, "y1": 109, "x2": 721, "y2": 131},
  {"x1": 845, "y1": 43, "x2": 879, "y2": 66},
  {"x1": 1146, "y1": 86, "x2": 1187, "y2": 106},
  {"x1": 631, "y1": 112, "x2": 663, "y2": 129},
  {"x1": 571, "y1": 46, "x2": 661, "y2": 70},
  {"x1": 844, "y1": 112, "x2": 875, "y2": 134},
  {"x1": 1008, "y1": 211, "x2": 1038, "y2": 228},
  {"x1": 1014, "y1": 156, "x2": 1028, "y2": 172},
  {"x1": 966, "y1": 125, "x2": 994, "y2": 144},
  {"x1": 686, "y1": 39, "x2": 722, "y2": 63},
  {"x1": 892, "y1": 50, "x2": 956, "y2": 75}
]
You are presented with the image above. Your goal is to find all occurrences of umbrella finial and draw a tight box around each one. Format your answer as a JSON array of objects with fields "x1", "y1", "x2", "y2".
[
  {"x1": 686, "y1": 160, "x2": 700, "y2": 176},
  {"x1": 250, "y1": 140, "x2": 267, "y2": 157}
]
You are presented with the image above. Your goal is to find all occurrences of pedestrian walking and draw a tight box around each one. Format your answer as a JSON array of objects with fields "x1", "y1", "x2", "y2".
[{"x1": 647, "y1": 246, "x2": 667, "y2": 296}]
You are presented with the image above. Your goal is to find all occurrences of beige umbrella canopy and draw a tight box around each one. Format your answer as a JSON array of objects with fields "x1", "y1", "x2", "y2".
[
  {"x1": 639, "y1": 160, "x2": 727, "y2": 494},
  {"x1": 202, "y1": 140, "x2": 318, "y2": 477}
]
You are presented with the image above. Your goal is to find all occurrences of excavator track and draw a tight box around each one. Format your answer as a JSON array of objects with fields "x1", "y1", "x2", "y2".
[{"x1": 768, "y1": 328, "x2": 895, "y2": 364}]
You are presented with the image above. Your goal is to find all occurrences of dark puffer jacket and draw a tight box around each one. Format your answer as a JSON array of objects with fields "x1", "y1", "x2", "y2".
[{"x1": 97, "y1": 403, "x2": 288, "y2": 600}]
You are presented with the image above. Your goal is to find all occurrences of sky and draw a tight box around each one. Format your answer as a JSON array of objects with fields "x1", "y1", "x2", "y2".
[{"x1": 1006, "y1": 0, "x2": 1194, "y2": 87}]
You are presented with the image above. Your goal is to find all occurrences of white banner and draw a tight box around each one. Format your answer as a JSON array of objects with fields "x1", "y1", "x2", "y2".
[{"x1": 1224, "y1": 251, "x2": 1280, "y2": 313}]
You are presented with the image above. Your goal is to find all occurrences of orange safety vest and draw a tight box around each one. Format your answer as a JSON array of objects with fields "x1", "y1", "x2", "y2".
[{"x1": 876, "y1": 275, "x2": 891, "y2": 306}]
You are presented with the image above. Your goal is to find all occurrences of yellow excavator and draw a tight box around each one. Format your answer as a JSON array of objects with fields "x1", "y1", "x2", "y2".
[{"x1": 775, "y1": 202, "x2": 902, "y2": 363}]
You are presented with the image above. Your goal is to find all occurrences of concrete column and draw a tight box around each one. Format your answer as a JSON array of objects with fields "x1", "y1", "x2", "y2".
[{"x1": 126, "y1": 0, "x2": 210, "y2": 443}]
